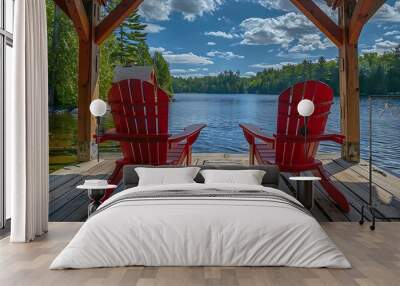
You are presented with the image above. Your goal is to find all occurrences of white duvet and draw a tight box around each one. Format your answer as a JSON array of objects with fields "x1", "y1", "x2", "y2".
[{"x1": 50, "y1": 183, "x2": 351, "y2": 269}]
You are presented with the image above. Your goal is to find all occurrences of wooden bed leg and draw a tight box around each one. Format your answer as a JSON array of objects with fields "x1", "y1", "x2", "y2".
[{"x1": 313, "y1": 166, "x2": 350, "y2": 213}]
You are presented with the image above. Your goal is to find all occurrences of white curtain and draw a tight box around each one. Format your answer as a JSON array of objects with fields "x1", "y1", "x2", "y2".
[{"x1": 8, "y1": 0, "x2": 49, "y2": 242}]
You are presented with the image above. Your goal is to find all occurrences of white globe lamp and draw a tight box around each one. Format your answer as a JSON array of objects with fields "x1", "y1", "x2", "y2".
[
  {"x1": 297, "y1": 99, "x2": 315, "y2": 117},
  {"x1": 90, "y1": 99, "x2": 107, "y2": 117},
  {"x1": 90, "y1": 99, "x2": 107, "y2": 162}
]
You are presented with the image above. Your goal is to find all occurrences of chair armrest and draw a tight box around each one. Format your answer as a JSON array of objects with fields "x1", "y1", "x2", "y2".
[
  {"x1": 275, "y1": 134, "x2": 345, "y2": 144},
  {"x1": 239, "y1": 123, "x2": 275, "y2": 145},
  {"x1": 169, "y1": 124, "x2": 207, "y2": 145},
  {"x1": 95, "y1": 130, "x2": 170, "y2": 143},
  {"x1": 318, "y1": 134, "x2": 345, "y2": 144}
]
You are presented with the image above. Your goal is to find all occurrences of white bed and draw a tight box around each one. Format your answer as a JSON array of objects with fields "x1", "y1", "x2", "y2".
[{"x1": 50, "y1": 183, "x2": 351, "y2": 269}]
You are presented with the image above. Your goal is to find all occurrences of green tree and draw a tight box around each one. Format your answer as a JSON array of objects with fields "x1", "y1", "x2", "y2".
[
  {"x1": 153, "y1": 52, "x2": 173, "y2": 96},
  {"x1": 47, "y1": 0, "x2": 78, "y2": 108},
  {"x1": 47, "y1": 1, "x2": 118, "y2": 108},
  {"x1": 99, "y1": 35, "x2": 119, "y2": 100},
  {"x1": 105, "y1": 1, "x2": 147, "y2": 66},
  {"x1": 173, "y1": 49, "x2": 400, "y2": 96}
]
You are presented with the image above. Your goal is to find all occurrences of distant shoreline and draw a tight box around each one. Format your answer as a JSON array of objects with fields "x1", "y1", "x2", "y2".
[
  {"x1": 48, "y1": 92, "x2": 400, "y2": 112},
  {"x1": 174, "y1": 92, "x2": 400, "y2": 97}
]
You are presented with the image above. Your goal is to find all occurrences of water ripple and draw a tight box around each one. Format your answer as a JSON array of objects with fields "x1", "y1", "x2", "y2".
[{"x1": 170, "y1": 94, "x2": 400, "y2": 176}]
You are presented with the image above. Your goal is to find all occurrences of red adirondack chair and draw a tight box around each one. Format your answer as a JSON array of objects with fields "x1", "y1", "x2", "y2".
[
  {"x1": 240, "y1": 80, "x2": 349, "y2": 212},
  {"x1": 97, "y1": 78, "x2": 206, "y2": 200}
]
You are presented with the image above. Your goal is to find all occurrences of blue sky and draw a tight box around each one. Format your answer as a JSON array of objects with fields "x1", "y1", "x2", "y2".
[{"x1": 139, "y1": 0, "x2": 400, "y2": 78}]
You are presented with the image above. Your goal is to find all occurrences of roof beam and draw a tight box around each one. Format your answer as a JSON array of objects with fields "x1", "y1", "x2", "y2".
[
  {"x1": 95, "y1": 0, "x2": 144, "y2": 45},
  {"x1": 349, "y1": 0, "x2": 385, "y2": 44},
  {"x1": 290, "y1": 0, "x2": 343, "y2": 47},
  {"x1": 65, "y1": 0, "x2": 90, "y2": 42},
  {"x1": 54, "y1": 0, "x2": 71, "y2": 18},
  {"x1": 332, "y1": 0, "x2": 343, "y2": 10},
  {"x1": 325, "y1": 0, "x2": 342, "y2": 10}
]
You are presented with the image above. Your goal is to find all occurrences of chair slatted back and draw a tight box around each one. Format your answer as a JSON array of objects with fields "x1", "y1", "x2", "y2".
[
  {"x1": 275, "y1": 80, "x2": 333, "y2": 167},
  {"x1": 108, "y1": 79, "x2": 170, "y2": 165}
]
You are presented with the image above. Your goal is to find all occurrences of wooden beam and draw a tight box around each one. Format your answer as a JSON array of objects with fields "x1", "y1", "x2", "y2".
[
  {"x1": 349, "y1": 0, "x2": 385, "y2": 44},
  {"x1": 65, "y1": 0, "x2": 90, "y2": 42},
  {"x1": 95, "y1": 0, "x2": 144, "y2": 45},
  {"x1": 339, "y1": 0, "x2": 360, "y2": 162},
  {"x1": 290, "y1": 0, "x2": 343, "y2": 47},
  {"x1": 332, "y1": 0, "x2": 343, "y2": 10},
  {"x1": 77, "y1": 0, "x2": 100, "y2": 161},
  {"x1": 325, "y1": 0, "x2": 342, "y2": 10},
  {"x1": 54, "y1": 0, "x2": 70, "y2": 18}
]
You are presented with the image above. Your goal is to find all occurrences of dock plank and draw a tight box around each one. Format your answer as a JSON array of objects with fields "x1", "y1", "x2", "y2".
[
  {"x1": 49, "y1": 153, "x2": 400, "y2": 223},
  {"x1": 334, "y1": 158, "x2": 400, "y2": 203},
  {"x1": 321, "y1": 158, "x2": 400, "y2": 220}
]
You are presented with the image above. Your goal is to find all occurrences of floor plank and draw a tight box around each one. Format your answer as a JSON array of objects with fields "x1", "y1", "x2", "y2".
[{"x1": 1, "y1": 222, "x2": 400, "y2": 286}]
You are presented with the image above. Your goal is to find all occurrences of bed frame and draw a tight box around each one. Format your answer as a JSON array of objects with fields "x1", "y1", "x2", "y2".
[{"x1": 122, "y1": 165, "x2": 280, "y2": 189}]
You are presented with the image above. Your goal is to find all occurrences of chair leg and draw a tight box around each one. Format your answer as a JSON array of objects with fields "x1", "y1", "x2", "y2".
[
  {"x1": 313, "y1": 165, "x2": 350, "y2": 213},
  {"x1": 249, "y1": 144, "x2": 255, "y2": 165},
  {"x1": 101, "y1": 161, "x2": 124, "y2": 202}
]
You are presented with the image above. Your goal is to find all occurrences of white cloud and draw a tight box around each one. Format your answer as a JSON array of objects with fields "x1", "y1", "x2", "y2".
[
  {"x1": 174, "y1": 73, "x2": 207, "y2": 78},
  {"x1": 207, "y1": 41, "x2": 217, "y2": 46},
  {"x1": 239, "y1": 12, "x2": 316, "y2": 47},
  {"x1": 250, "y1": 61, "x2": 296, "y2": 70},
  {"x1": 242, "y1": 71, "x2": 257, "y2": 77},
  {"x1": 396, "y1": 35, "x2": 400, "y2": 40},
  {"x1": 289, "y1": 34, "x2": 334, "y2": 52},
  {"x1": 256, "y1": 0, "x2": 294, "y2": 11},
  {"x1": 171, "y1": 68, "x2": 209, "y2": 74},
  {"x1": 149, "y1": 47, "x2": 213, "y2": 65},
  {"x1": 205, "y1": 31, "x2": 239, "y2": 39},
  {"x1": 384, "y1": 30, "x2": 400, "y2": 36},
  {"x1": 144, "y1": 23, "x2": 166, "y2": 33},
  {"x1": 255, "y1": 0, "x2": 337, "y2": 18},
  {"x1": 277, "y1": 51, "x2": 314, "y2": 59},
  {"x1": 374, "y1": 2, "x2": 400, "y2": 23},
  {"x1": 149, "y1": 46, "x2": 167, "y2": 55},
  {"x1": 361, "y1": 39, "x2": 399, "y2": 54},
  {"x1": 206, "y1": 50, "x2": 244, "y2": 60},
  {"x1": 140, "y1": 0, "x2": 223, "y2": 22},
  {"x1": 217, "y1": 16, "x2": 232, "y2": 24},
  {"x1": 170, "y1": 69, "x2": 187, "y2": 74},
  {"x1": 139, "y1": 0, "x2": 172, "y2": 21},
  {"x1": 164, "y1": 52, "x2": 214, "y2": 65}
]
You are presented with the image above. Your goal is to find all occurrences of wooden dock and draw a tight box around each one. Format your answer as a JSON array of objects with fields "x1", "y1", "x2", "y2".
[{"x1": 49, "y1": 153, "x2": 400, "y2": 223}]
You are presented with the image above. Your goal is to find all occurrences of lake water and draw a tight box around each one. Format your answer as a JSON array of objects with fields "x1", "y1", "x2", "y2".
[{"x1": 50, "y1": 93, "x2": 400, "y2": 175}]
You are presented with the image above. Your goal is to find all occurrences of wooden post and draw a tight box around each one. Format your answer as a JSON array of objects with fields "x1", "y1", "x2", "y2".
[
  {"x1": 55, "y1": 0, "x2": 147, "y2": 162},
  {"x1": 249, "y1": 143, "x2": 255, "y2": 165},
  {"x1": 77, "y1": 0, "x2": 100, "y2": 161},
  {"x1": 339, "y1": 0, "x2": 360, "y2": 162}
]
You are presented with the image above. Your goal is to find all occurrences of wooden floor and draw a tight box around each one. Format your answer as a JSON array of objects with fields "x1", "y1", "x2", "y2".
[
  {"x1": 1, "y1": 222, "x2": 400, "y2": 286},
  {"x1": 49, "y1": 152, "x2": 400, "y2": 223}
]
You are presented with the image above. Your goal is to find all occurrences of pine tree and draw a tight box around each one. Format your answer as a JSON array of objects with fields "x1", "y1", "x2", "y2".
[
  {"x1": 153, "y1": 52, "x2": 173, "y2": 96},
  {"x1": 105, "y1": 1, "x2": 148, "y2": 66}
]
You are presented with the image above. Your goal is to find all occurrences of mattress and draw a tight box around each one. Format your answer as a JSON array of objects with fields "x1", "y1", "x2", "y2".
[{"x1": 50, "y1": 183, "x2": 351, "y2": 269}]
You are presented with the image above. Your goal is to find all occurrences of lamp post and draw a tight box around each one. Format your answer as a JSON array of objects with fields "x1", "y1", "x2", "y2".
[
  {"x1": 89, "y1": 99, "x2": 107, "y2": 162},
  {"x1": 297, "y1": 99, "x2": 315, "y2": 160}
]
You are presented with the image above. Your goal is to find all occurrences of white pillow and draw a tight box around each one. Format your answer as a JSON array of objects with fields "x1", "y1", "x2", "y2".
[
  {"x1": 135, "y1": 167, "x2": 201, "y2": 186},
  {"x1": 200, "y1": 169, "x2": 266, "y2": 185}
]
